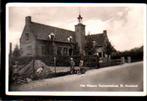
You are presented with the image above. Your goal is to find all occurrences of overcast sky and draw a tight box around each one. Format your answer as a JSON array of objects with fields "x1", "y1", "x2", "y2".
[{"x1": 8, "y1": 4, "x2": 146, "y2": 51}]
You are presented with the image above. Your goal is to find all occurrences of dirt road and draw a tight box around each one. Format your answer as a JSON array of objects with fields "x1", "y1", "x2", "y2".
[{"x1": 11, "y1": 62, "x2": 143, "y2": 91}]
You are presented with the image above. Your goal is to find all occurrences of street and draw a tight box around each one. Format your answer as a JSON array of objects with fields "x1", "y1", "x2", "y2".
[{"x1": 11, "y1": 61, "x2": 143, "y2": 91}]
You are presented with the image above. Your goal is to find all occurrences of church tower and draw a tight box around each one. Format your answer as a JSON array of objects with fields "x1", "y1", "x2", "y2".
[{"x1": 75, "y1": 13, "x2": 86, "y2": 55}]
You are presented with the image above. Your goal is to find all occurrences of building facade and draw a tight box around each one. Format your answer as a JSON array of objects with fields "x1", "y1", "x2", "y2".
[{"x1": 20, "y1": 14, "x2": 111, "y2": 58}]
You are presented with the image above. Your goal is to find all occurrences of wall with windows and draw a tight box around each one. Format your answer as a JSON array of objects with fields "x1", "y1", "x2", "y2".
[
  {"x1": 35, "y1": 40, "x2": 49, "y2": 57},
  {"x1": 55, "y1": 42, "x2": 74, "y2": 56},
  {"x1": 20, "y1": 40, "x2": 36, "y2": 57},
  {"x1": 35, "y1": 40, "x2": 73, "y2": 57}
]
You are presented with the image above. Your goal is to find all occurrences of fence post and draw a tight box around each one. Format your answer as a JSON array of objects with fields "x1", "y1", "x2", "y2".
[
  {"x1": 32, "y1": 57, "x2": 35, "y2": 78},
  {"x1": 127, "y1": 56, "x2": 131, "y2": 63},
  {"x1": 121, "y1": 57, "x2": 125, "y2": 64},
  {"x1": 54, "y1": 56, "x2": 56, "y2": 75}
]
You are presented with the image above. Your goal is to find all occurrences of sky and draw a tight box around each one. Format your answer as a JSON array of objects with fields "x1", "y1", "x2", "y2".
[{"x1": 8, "y1": 4, "x2": 146, "y2": 51}]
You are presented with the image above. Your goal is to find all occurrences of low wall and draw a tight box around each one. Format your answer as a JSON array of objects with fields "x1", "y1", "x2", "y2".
[{"x1": 10, "y1": 56, "x2": 123, "y2": 68}]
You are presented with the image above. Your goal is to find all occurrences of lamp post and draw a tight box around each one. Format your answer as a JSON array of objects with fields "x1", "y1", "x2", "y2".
[
  {"x1": 67, "y1": 36, "x2": 73, "y2": 73},
  {"x1": 96, "y1": 52, "x2": 100, "y2": 68},
  {"x1": 48, "y1": 33, "x2": 56, "y2": 75},
  {"x1": 67, "y1": 36, "x2": 73, "y2": 56}
]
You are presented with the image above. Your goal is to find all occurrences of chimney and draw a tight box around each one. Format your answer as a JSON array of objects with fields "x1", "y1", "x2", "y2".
[
  {"x1": 103, "y1": 30, "x2": 107, "y2": 34},
  {"x1": 103, "y1": 30, "x2": 107, "y2": 37},
  {"x1": 25, "y1": 16, "x2": 31, "y2": 24}
]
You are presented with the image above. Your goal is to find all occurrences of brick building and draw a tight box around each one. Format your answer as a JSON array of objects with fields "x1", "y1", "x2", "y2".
[{"x1": 20, "y1": 14, "x2": 112, "y2": 58}]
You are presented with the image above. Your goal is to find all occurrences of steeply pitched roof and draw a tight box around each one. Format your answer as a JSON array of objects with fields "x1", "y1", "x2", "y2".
[
  {"x1": 30, "y1": 22, "x2": 76, "y2": 43},
  {"x1": 86, "y1": 33, "x2": 105, "y2": 46}
]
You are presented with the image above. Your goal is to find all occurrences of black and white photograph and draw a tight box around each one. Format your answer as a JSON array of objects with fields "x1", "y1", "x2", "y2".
[{"x1": 6, "y1": 3, "x2": 146, "y2": 96}]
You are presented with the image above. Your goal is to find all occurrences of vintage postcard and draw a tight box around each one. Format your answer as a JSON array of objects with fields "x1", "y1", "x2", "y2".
[{"x1": 6, "y1": 3, "x2": 146, "y2": 96}]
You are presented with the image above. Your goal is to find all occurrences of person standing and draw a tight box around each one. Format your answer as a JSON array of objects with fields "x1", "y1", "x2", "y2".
[
  {"x1": 70, "y1": 58, "x2": 75, "y2": 74},
  {"x1": 78, "y1": 59, "x2": 84, "y2": 74}
]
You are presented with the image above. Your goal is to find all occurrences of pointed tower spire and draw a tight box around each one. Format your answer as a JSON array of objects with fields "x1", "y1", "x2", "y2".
[{"x1": 77, "y1": 8, "x2": 83, "y2": 23}]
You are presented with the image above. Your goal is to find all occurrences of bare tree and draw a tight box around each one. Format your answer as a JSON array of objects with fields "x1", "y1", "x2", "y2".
[{"x1": 12, "y1": 44, "x2": 20, "y2": 58}]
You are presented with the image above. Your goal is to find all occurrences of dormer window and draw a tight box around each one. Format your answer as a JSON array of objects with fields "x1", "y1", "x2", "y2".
[{"x1": 26, "y1": 33, "x2": 29, "y2": 40}]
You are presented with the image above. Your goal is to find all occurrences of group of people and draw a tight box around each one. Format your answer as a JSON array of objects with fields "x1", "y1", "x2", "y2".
[
  {"x1": 70, "y1": 55, "x2": 100, "y2": 74},
  {"x1": 69, "y1": 57, "x2": 85, "y2": 74}
]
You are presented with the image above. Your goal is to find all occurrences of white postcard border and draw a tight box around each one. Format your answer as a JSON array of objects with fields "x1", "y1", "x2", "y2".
[{"x1": 5, "y1": 3, "x2": 147, "y2": 96}]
